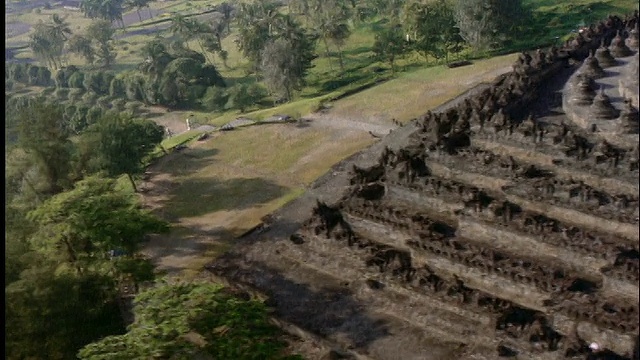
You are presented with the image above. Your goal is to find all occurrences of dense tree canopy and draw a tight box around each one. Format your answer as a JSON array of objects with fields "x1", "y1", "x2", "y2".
[
  {"x1": 6, "y1": 175, "x2": 168, "y2": 360},
  {"x1": 403, "y1": 0, "x2": 464, "y2": 63},
  {"x1": 78, "y1": 281, "x2": 301, "y2": 360},
  {"x1": 27, "y1": 176, "x2": 169, "y2": 272},
  {"x1": 373, "y1": 23, "x2": 409, "y2": 73},
  {"x1": 454, "y1": 0, "x2": 527, "y2": 51}
]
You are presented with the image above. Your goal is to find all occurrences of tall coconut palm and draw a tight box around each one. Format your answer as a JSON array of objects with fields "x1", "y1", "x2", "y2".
[
  {"x1": 123, "y1": 0, "x2": 152, "y2": 22},
  {"x1": 217, "y1": 2, "x2": 234, "y2": 33},
  {"x1": 138, "y1": 39, "x2": 174, "y2": 82},
  {"x1": 29, "y1": 16, "x2": 70, "y2": 69},
  {"x1": 169, "y1": 14, "x2": 196, "y2": 48},
  {"x1": 80, "y1": 0, "x2": 126, "y2": 28}
]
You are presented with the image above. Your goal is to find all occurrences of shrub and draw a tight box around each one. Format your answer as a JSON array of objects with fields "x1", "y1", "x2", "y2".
[
  {"x1": 68, "y1": 72, "x2": 85, "y2": 89},
  {"x1": 125, "y1": 101, "x2": 144, "y2": 116},
  {"x1": 200, "y1": 86, "x2": 228, "y2": 112},
  {"x1": 111, "y1": 98, "x2": 127, "y2": 112},
  {"x1": 81, "y1": 92, "x2": 98, "y2": 106},
  {"x1": 96, "y1": 95, "x2": 113, "y2": 109},
  {"x1": 54, "y1": 88, "x2": 70, "y2": 101},
  {"x1": 69, "y1": 88, "x2": 85, "y2": 102}
]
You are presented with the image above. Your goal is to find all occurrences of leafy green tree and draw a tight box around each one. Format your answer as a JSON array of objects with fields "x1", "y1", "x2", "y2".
[
  {"x1": 68, "y1": 69, "x2": 86, "y2": 88},
  {"x1": 403, "y1": 0, "x2": 463, "y2": 63},
  {"x1": 123, "y1": 72, "x2": 146, "y2": 101},
  {"x1": 29, "y1": 15, "x2": 72, "y2": 69},
  {"x1": 158, "y1": 57, "x2": 203, "y2": 108},
  {"x1": 54, "y1": 65, "x2": 80, "y2": 88},
  {"x1": 139, "y1": 39, "x2": 175, "y2": 81},
  {"x1": 86, "y1": 19, "x2": 117, "y2": 67},
  {"x1": 83, "y1": 71, "x2": 106, "y2": 94},
  {"x1": 78, "y1": 281, "x2": 299, "y2": 360},
  {"x1": 22, "y1": 64, "x2": 51, "y2": 86},
  {"x1": 453, "y1": 0, "x2": 527, "y2": 51},
  {"x1": 109, "y1": 76, "x2": 126, "y2": 97},
  {"x1": 225, "y1": 83, "x2": 253, "y2": 113},
  {"x1": 199, "y1": 64, "x2": 226, "y2": 87},
  {"x1": 85, "y1": 114, "x2": 164, "y2": 191},
  {"x1": 6, "y1": 264, "x2": 125, "y2": 360},
  {"x1": 15, "y1": 99, "x2": 73, "y2": 194},
  {"x1": 68, "y1": 34, "x2": 96, "y2": 65},
  {"x1": 37, "y1": 66, "x2": 53, "y2": 86},
  {"x1": 200, "y1": 85, "x2": 229, "y2": 112},
  {"x1": 373, "y1": 23, "x2": 410, "y2": 74},
  {"x1": 27, "y1": 175, "x2": 169, "y2": 271},
  {"x1": 7, "y1": 63, "x2": 29, "y2": 83},
  {"x1": 6, "y1": 176, "x2": 168, "y2": 360}
]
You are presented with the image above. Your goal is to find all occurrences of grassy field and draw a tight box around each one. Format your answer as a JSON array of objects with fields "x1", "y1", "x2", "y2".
[
  {"x1": 328, "y1": 53, "x2": 519, "y2": 123},
  {"x1": 139, "y1": 122, "x2": 372, "y2": 275}
]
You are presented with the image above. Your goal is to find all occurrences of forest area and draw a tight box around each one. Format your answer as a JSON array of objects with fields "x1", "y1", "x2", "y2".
[{"x1": 5, "y1": 0, "x2": 639, "y2": 358}]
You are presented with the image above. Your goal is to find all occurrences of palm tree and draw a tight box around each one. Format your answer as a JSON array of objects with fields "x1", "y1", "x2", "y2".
[
  {"x1": 308, "y1": 0, "x2": 351, "y2": 71},
  {"x1": 217, "y1": 2, "x2": 234, "y2": 33},
  {"x1": 29, "y1": 26, "x2": 56, "y2": 69},
  {"x1": 29, "y1": 16, "x2": 70, "y2": 69},
  {"x1": 139, "y1": 39, "x2": 174, "y2": 82},
  {"x1": 125, "y1": 0, "x2": 152, "y2": 23},
  {"x1": 50, "y1": 14, "x2": 72, "y2": 41},
  {"x1": 169, "y1": 14, "x2": 196, "y2": 48},
  {"x1": 67, "y1": 35, "x2": 95, "y2": 65},
  {"x1": 325, "y1": 21, "x2": 350, "y2": 71},
  {"x1": 80, "y1": 0, "x2": 125, "y2": 28}
]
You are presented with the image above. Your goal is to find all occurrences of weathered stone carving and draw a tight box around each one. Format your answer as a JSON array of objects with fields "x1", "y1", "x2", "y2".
[
  {"x1": 568, "y1": 74, "x2": 597, "y2": 106},
  {"x1": 626, "y1": 22, "x2": 639, "y2": 49},
  {"x1": 610, "y1": 30, "x2": 633, "y2": 57},
  {"x1": 581, "y1": 50, "x2": 606, "y2": 78},
  {"x1": 618, "y1": 99, "x2": 640, "y2": 134},
  {"x1": 595, "y1": 41, "x2": 618, "y2": 67},
  {"x1": 590, "y1": 88, "x2": 619, "y2": 120}
]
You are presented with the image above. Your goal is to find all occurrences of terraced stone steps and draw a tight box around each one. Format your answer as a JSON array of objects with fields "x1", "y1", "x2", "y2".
[
  {"x1": 458, "y1": 219, "x2": 639, "y2": 303},
  {"x1": 290, "y1": 221, "x2": 588, "y2": 358},
  {"x1": 342, "y1": 187, "x2": 638, "y2": 300},
  {"x1": 227, "y1": 246, "x2": 498, "y2": 358},
  {"x1": 471, "y1": 137, "x2": 639, "y2": 192},
  {"x1": 552, "y1": 313, "x2": 637, "y2": 357},
  {"x1": 385, "y1": 176, "x2": 638, "y2": 244}
]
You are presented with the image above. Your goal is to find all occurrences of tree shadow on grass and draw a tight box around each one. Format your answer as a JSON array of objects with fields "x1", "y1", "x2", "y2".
[
  {"x1": 166, "y1": 177, "x2": 289, "y2": 218},
  {"x1": 148, "y1": 147, "x2": 220, "y2": 177},
  {"x1": 143, "y1": 225, "x2": 235, "y2": 274}
]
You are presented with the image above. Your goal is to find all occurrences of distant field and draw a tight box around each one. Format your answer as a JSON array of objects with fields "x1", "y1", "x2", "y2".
[{"x1": 327, "y1": 53, "x2": 519, "y2": 123}]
